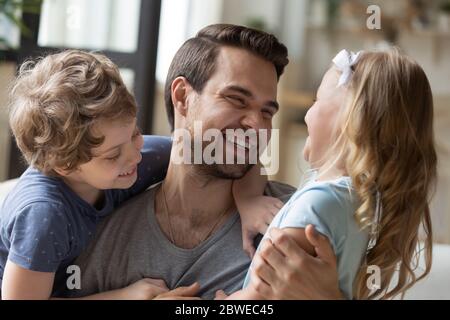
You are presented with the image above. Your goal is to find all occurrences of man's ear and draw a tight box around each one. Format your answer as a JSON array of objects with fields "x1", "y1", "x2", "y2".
[{"x1": 171, "y1": 76, "x2": 192, "y2": 118}]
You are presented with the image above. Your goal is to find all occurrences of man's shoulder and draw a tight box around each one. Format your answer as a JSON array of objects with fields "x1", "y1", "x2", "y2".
[
  {"x1": 98, "y1": 185, "x2": 157, "y2": 230},
  {"x1": 114, "y1": 183, "x2": 158, "y2": 209},
  {"x1": 264, "y1": 181, "x2": 296, "y2": 203}
]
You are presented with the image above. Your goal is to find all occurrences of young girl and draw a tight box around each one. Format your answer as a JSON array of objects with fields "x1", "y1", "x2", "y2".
[
  {"x1": 230, "y1": 48, "x2": 437, "y2": 299},
  {"x1": 0, "y1": 50, "x2": 278, "y2": 300}
]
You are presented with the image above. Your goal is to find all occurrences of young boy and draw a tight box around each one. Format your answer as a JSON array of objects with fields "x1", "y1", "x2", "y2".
[
  {"x1": 0, "y1": 50, "x2": 281, "y2": 299},
  {"x1": 0, "y1": 50, "x2": 188, "y2": 299}
]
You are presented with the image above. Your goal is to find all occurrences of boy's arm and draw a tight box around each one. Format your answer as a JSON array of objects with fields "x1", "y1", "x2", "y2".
[
  {"x1": 233, "y1": 163, "x2": 284, "y2": 258},
  {"x1": 1, "y1": 260, "x2": 175, "y2": 300}
]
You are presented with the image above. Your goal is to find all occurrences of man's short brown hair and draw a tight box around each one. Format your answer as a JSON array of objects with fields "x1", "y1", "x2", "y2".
[
  {"x1": 164, "y1": 24, "x2": 289, "y2": 131},
  {"x1": 9, "y1": 49, "x2": 137, "y2": 176}
]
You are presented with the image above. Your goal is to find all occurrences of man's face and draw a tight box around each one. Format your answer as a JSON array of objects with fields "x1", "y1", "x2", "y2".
[{"x1": 183, "y1": 46, "x2": 279, "y2": 179}]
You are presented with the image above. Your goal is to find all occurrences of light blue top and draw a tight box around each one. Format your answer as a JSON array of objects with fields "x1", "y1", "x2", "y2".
[{"x1": 243, "y1": 176, "x2": 369, "y2": 299}]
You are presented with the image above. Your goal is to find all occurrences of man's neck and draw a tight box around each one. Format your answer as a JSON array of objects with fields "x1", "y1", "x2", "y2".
[{"x1": 155, "y1": 161, "x2": 236, "y2": 248}]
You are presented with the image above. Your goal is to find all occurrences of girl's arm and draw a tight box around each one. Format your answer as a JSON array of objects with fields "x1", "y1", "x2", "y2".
[
  {"x1": 233, "y1": 163, "x2": 284, "y2": 257},
  {"x1": 1, "y1": 260, "x2": 172, "y2": 300}
]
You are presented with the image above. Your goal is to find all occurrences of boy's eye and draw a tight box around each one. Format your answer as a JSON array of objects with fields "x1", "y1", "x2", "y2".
[{"x1": 106, "y1": 153, "x2": 121, "y2": 161}]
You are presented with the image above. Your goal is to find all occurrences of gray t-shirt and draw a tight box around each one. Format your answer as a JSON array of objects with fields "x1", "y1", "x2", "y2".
[{"x1": 60, "y1": 181, "x2": 295, "y2": 299}]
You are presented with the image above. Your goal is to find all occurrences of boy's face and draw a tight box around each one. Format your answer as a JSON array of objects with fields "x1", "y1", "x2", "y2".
[{"x1": 66, "y1": 117, "x2": 144, "y2": 190}]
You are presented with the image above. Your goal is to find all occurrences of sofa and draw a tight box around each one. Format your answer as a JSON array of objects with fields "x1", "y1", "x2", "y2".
[{"x1": 0, "y1": 178, "x2": 449, "y2": 299}]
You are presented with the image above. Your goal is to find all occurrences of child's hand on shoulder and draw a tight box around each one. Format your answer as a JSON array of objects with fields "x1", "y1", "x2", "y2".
[{"x1": 238, "y1": 195, "x2": 283, "y2": 258}]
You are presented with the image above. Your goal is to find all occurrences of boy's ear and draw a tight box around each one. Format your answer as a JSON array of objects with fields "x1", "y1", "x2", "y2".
[
  {"x1": 171, "y1": 77, "x2": 193, "y2": 118},
  {"x1": 53, "y1": 167, "x2": 69, "y2": 177},
  {"x1": 53, "y1": 165, "x2": 79, "y2": 177}
]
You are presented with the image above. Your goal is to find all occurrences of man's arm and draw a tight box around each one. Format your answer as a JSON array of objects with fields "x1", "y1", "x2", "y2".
[{"x1": 250, "y1": 225, "x2": 344, "y2": 300}]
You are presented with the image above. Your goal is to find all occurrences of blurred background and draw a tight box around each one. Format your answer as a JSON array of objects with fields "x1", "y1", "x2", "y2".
[{"x1": 0, "y1": 0, "x2": 449, "y2": 245}]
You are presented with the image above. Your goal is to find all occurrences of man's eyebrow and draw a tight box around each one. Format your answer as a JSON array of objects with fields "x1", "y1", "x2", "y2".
[{"x1": 223, "y1": 85, "x2": 279, "y2": 110}]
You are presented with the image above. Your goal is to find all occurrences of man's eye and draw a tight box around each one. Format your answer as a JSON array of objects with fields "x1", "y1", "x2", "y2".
[
  {"x1": 262, "y1": 110, "x2": 274, "y2": 119},
  {"x1": 227, "y1": 96, "x2": 246, "y2": 106}
]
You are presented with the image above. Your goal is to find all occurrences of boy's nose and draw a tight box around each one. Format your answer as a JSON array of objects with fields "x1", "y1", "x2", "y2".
[{"x1": 125, "y1": 140, "x2": 143, "y2": 166}]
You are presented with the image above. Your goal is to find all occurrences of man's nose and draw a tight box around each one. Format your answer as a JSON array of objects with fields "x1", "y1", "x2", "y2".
[{"x1": 240, "y1": 109, "x2": 265, "y2": 131}]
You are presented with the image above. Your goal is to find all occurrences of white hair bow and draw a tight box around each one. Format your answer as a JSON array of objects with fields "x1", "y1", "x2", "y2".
[{"x1": 332, "y1": 49, "x2": 363, "y2": 87}]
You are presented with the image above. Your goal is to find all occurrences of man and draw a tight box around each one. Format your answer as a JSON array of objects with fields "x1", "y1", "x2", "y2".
[{"x1": 64, "y1": 24, "x2": 342, "y2": 300}]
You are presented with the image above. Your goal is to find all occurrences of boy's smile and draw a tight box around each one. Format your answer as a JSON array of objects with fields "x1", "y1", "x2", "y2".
[{"x1": 59, "y1": 117, "x2": 144, "y2": 205}]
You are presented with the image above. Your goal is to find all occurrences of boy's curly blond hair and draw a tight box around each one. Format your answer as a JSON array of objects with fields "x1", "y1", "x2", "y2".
[{"x1": 9, "y1": 50, "x2": 137, "y2": 176}]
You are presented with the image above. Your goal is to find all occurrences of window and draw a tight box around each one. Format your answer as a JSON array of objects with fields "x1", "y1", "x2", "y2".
[{"x1": 6, "y1": 0, "x2": 162, "y2": 179}]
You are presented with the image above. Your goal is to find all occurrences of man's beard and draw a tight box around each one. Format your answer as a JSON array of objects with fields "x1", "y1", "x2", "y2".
[
  {"x1": 191, "y1": 137, "x2": 255, "y2": 179},
  {"x1": 196, "y1": 162, "x2": 254, "y2": 180}
]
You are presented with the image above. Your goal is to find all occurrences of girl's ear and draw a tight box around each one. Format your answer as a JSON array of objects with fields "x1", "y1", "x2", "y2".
[{"x1": 171, "y1": 77, "x2": 193, "y2": 118}]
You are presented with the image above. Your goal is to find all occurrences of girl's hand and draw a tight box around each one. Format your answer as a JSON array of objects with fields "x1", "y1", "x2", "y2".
[{"x1": 238, "y1": 195, "x2": 284, "y2": 258}]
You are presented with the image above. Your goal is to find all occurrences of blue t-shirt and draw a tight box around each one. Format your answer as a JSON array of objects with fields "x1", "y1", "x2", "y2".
[
  {"x1": 243, "y1": 176, "x2": 369, "y2": 299},
  {"x1": 0, "y1": 135, "x2": 172, "y2": 294}
]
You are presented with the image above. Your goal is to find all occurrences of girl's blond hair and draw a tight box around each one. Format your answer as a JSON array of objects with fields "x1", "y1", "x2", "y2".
[{"x1": 320, "y1": 48, "x2": 437, "y2": 299}]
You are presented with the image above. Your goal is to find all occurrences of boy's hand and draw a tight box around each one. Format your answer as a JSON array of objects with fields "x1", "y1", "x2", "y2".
[
  {"x1": 120, "y1": 278, "x2": 169, "y2": 300},
  {"x1": 239, "y1": 196, "x2": 284, "y2": 258},
  {"x1": 214, "y1": 290, "x2": 228, "y2": 300},
  {"x1": 154, "y1": 282, "x2": 201, "y2": 300}
]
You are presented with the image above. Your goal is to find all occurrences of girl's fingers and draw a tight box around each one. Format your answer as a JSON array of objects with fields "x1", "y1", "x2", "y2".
[
  {"x1": 259, "y1": 223, "x2": 269, "y2": 235},
  {"x1": 242, "y1": 230, "x2": 256, "y2": 259},
  {"x1": 269, "y1": 206, "x2": 279, "y2": 217},
  {"x1": 273, "y1": 199, "x2": 284, "y2": 209}
]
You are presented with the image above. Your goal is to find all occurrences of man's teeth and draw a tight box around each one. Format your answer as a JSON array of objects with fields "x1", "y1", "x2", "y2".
[{"x1": 225, "y1": 135, "x2": 249, "y2": 149}]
